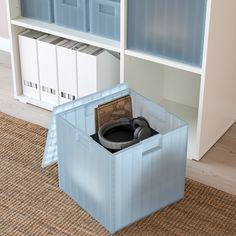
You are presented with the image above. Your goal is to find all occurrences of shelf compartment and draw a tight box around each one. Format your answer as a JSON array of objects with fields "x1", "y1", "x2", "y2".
[
  {"x1": 11, "y1": 17, "x2": 120, "y2": 52},
  {"x1": 125, "y1": 49, "x2": 202, "y2": 75},
  {"x1": 124, "y1": 54, "x2": 201, "y2": 159}
]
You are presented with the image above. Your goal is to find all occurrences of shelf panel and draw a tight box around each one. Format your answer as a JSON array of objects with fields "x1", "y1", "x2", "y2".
[
  {"x1": 125, "y1": 50, "x2": 202, "y2": 75},
  {"x1": 159, "y1": 99, "x2": 198, "y2": 159},
  {"x1": 11, "y1": 17, "x2": 120, "y2": 53},
  {"x1": 17, "y1": 95, "x2": 54, "y2": 111}
]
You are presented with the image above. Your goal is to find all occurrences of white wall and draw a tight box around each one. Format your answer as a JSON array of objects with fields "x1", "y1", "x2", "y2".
[
  {"x1": 124, "y1": 55, "x2": 165, "y2": 103},
  {"x1": 125, "y1": 55, "x2": 201, "y2": 108},
  {"x1": 163, "y1": 67, "x2": 201, "y2": 108},
  {"x1": 0, "y1": 0, "x2": 9, "y2": 38},
  {"x1": 0, "y1": 0, "x2": 10, "y2": 51}
]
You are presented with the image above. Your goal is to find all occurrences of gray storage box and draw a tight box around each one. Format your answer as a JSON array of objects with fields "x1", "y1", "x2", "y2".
[
  {"x1": 90, "y1": 0, "x2": 120, "y2": 40},
  {"x1": 127, "y1": 0, "x2": 207, "y2": 67},
  {"x1": 54, "y1": 0, "x2": 89, "y2": 31},
  {"x1": 51, "y1": 84, "x2": 188, "y2": 233},
  {"x1": 21, "y1": 0, "x2": 54, "y2": 23}
]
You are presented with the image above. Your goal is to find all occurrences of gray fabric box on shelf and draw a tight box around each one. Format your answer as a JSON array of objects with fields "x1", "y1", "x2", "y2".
[
  {"x1": 89, "y1": 0, "x2": 120, "y2": 40},
  {"x1": 127, "y1": 0, "x2": 207, "y2": 67},
  {"x1": 54, "y1": 0, "x2": 89, "y2": 31},
  {"x1": 21, "y1": 0, "x2": 54, "y2": 23}
]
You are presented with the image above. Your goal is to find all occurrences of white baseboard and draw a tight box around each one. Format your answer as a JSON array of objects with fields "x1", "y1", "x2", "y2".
[{"x1": 0, "y1": 37, "x2": 11, "y2": 52}]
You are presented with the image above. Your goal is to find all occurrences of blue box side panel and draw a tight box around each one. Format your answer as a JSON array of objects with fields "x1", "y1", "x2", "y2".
[
  {"x1": 127, "y1": 0, "x2": 207, "y2": 67},
  {"x1": 54, "y1": 0, "x2": 89, "y2": 31},
  {"x1": 113, "y1": 126, "x2": 188, "y2": 231},
  {"x1": 89, "y1": 0, "x2": 120, "y2": 40},
  {"x1": 21, "y1": 0, "x2": 54, "y2": 22},
  {"x1": 57, "y1": 115, "x2": 115, "y2": 231}
]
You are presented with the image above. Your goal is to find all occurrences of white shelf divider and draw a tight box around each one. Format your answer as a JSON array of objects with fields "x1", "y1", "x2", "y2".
[
  {"x1": 125, "y1": 49, "x2": 202, "y2": 75},
  {"x1": 11, "y1": 17, "x2": 121, "y2": 53}
]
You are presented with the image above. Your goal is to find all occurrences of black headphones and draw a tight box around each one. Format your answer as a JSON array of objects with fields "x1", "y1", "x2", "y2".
[{"x1": 98, "y1": 117, "x2": 152, "y2": 150}]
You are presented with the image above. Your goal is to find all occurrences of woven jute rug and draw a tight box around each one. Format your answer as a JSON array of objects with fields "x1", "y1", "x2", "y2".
[{"x1": 0, "y1": 112, "x2": 235, "y2": 236}]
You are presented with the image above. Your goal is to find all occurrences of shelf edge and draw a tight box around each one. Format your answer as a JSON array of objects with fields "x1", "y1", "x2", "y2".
[
  {"x1": 125, "y1": 50, "x2": 203, "y2": 75},
  {"x1": 11, "y1": 17, "x2": 121, "y2": 53}
]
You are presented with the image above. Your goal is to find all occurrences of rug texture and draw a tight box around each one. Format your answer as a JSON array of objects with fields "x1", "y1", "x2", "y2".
[{"x1": 0, "y1": 112, "x2": 235, "y2": 236}]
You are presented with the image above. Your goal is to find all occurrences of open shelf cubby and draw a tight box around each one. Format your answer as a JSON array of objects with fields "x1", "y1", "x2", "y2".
[{"x1": 124, "y1": 55, "x2": 201, "y2": 159}]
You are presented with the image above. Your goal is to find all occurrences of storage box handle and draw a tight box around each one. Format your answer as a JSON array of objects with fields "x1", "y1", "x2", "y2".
[
  {"x1": 142, "y1": 136, "x2": 162, "y2": 156},
  {"x1": 142, "y1": 145, "x2": 161, "y2": 156},
  {"x1": 98, "y1": 3, "x2": 116, "y2": 16},
  {"x1": 62, "y1": 0, "x2": 79, "y2": 7}
]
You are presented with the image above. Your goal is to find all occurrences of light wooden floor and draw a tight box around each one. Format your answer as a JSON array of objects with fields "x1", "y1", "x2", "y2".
[
  {"x1": 0, "y1": 51, "x2": 51, "y2": 127},
  {"x1": 0, "y1": 50, "x2": 236, "y2": 195}
]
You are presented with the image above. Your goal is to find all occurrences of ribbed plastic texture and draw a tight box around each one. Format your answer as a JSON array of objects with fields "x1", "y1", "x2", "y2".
[
  {"x1": 54, "y1": 0, "x2": 89, "y2": 31},
  {"x1": 127, "y1": 0, "x2": 207, "y2": 67},
  {"x1": 55, "y1": 85, "x2": 188, "y2": 233},
  {"x1": 89, "y1": 0, "x2": 120, "y2": 40},
  {"x1": 21, "y1": 0, "x2": 54, "y2": 23}
]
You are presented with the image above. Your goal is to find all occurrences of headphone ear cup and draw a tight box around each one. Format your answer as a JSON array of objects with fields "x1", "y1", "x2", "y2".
[
  {"x1": 133, "y1": 126, "x2": 143, "y2": 139},
  {"x1": 134, "y1": 127, "x2": 152, "y2": 140},
  {"x1": 137, "y1": 116, "x2": 150, "y2": 127},
  {"x1": 132, "y1": 117, "x2": 149, "y2": 130}
]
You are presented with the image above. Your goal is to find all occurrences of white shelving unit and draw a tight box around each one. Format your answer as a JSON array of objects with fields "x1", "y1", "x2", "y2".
[{"x1": 6, "y1": 0, "x2": 236, "y2": 160}]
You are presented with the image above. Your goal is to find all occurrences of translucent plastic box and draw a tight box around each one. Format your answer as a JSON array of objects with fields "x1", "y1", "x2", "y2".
[
  {"x1": 89, "y1": 0, "x2": 120, "y2": 40},
  {"x1": 21, "y1": 0, "x2": 54, "y2": 23},
  {"x1": 50, "y1": 84, "x2": 188, "y2": 233},
  {"x1": 127, "y1": 0, "x2": 207, "y2": 67},
  {"x1": 54, "y1": 0, "x2": 89, "y2": 31}
]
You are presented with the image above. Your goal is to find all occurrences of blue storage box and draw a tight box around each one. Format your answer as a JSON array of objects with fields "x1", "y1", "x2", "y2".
[
  {"x1": 54, "y1": 0, "x2": 89, "y2": 31},
  {"x1": 42, "y1": 84, "x2": 188, "y2": 233},
  {"x1": 21, "y1": 0, "x2": 54, "y2": 23},
  {"x1": 89, "y1": 0, "x2": 120, "y2": 40},
  {"x1": 127, "y1": 0, "x2": 207, "y2": 67}
]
